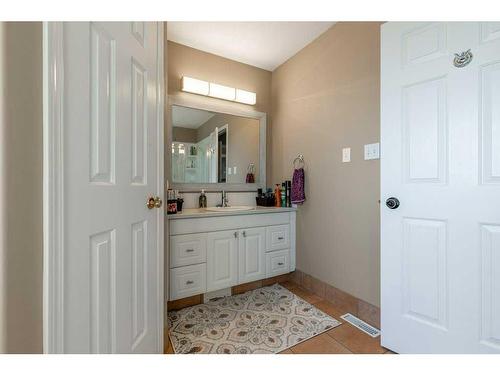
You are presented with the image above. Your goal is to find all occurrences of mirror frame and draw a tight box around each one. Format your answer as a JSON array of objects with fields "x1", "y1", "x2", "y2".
[{"x1": 168, "y1": 94, "x2": 266, "y2": 192}]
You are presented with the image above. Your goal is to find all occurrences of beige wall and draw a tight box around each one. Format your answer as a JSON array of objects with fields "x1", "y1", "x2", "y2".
[
  {"x1": 167, "y1": 41, "x2": 272, "y2": 182},
  {"x1": 0, "y1": 22, "x2": 43, "y2": 353},
  {"x1": 172, "y1": 126, "x2": 197, "y2": 143},
  {"x1": 271, "y1": 22, "x2": 381, "y2": 307}
]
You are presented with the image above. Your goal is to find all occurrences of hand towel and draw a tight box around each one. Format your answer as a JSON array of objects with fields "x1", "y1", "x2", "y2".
[{"x1": 291, "y1": 168, "x2": 305, "y2": 204}]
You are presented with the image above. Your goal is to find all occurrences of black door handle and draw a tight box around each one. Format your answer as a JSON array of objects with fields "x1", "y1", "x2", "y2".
[{"x1": 386, "y1": 197, "x2": 400, "y2": 209}]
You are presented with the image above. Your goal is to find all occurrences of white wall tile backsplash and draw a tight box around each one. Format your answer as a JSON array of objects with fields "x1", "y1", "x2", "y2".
[{"x1": 181, "y1": 192, "x2": 257, "y2": 209}]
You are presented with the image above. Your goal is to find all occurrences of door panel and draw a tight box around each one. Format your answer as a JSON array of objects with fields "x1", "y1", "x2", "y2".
[
  {"x1": 131, "y1": 220, "x2": 148, "y2": 350},
  {"x1": 480, "y1": 22, "x2": 500, "y2": 44},
  {"x1": 402, "y1": 23, "x2": 447, "y2": 67},
  {"x1": 480, "y1": 224, "x2": 500, "y2": 350},
  {"x1": 402, "y1": 77, "x2": 447, "y2": 183},
  {"x1": 402, "y1": 218, "x2": 447, "y2": 329},
  {"x1": 89, "y1": 24, "x2": 116, "y2": 185},
  {"x1": 381, "y1": 22, "x2": 500, "y2": 353},
  {"x1": 207, "y1": 230, "x2": 238, "y2": 292},
  {"x1": 89, "y1": 229, "x2": 116, "y2": 353},
  {"x1": 131, "y1": 59, "x2": 148, "y2": 185},
  {"x1": 62, "y1": 22, "x2": 162, "y2": 353},
  {"x1": 238, "y1": 228, "x2": 265, "y2": 284},
  {"x1": 480, "y1": 61, "x2": 500, "y2": 184}
]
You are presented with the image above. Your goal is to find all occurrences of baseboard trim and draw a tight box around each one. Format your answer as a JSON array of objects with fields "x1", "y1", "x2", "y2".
[{"x1": 290, "y1": 269, "x2": 380, "y2": 329}]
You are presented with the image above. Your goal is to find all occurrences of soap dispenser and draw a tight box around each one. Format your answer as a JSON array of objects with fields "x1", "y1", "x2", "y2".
[{"x1": 199, "y1": 189, "x2": 207, "y2": 208}]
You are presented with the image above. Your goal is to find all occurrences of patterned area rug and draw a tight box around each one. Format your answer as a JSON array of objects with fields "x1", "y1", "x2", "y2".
[{"x1": 168, "y1": 284, "x2": 341, "y2": 354}]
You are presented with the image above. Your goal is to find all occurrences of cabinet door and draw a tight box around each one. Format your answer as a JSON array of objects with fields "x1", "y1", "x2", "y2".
[
  {"x1": 170, "y1": 264, "x2": 207, "y2": 301},
  {"x1": 170, "y1": 233, "x2": 207, "y2": 268},
  {"x1": 207, "y1": 230, "x2": 238, "y2": 292},
  {"x1": 266, "y1": 249, "x2": 290, "y2": 278},
  {"x1": 238, "y1": 227, "x2": 266, "y2": 284},
  {"x1": 266, "y1": 224, "x2": 290, "y2": 252}
]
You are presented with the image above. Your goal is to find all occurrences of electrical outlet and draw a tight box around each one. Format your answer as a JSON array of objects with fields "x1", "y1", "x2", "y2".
[
  {"x1": 364, "y1": 143, "x2": 380, "y2": 160},
  {"x1": 342, "y1": 147, "x2": 351, "y2": 163},
  {"x1": 227, "y1": 168, "x2": 232, "y2": 175}
]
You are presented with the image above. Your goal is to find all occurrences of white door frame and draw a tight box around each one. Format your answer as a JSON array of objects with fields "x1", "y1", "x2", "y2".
[{"x1": 42, "y1": 22, "x2": 165, "y2": 353}]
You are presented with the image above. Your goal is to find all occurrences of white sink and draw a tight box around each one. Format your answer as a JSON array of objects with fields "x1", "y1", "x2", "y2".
[{"x1": 205, "y1": 206, "x2": 255, "y2": 212}]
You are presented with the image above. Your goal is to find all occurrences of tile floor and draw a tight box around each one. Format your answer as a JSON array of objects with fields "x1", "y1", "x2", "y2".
[{"x1": 165, "y1": 280, "x2": 395, "y2": 354}]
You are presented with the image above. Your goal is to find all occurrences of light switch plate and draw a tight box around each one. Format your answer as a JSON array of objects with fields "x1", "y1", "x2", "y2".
[
  {"x1": 364, "y1": 143, "x2": 380, "y2": 160},
  {"x1": 342, "y1": 147, "x2": 351, "y2": 163}
]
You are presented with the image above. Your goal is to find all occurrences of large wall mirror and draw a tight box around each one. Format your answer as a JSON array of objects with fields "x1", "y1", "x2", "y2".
[{"x1": 169, "y1": 96, "x2": 266, "y2": 191}]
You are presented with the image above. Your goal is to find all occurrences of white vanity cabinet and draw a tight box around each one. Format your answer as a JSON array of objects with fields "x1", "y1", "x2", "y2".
[
  {"x1": 238, "y1": 227, "x2": 266, "y2": 284},
  {"x1": 206, "y1": 230, "x2": 239, "y2": 292},
  {"x1": 168, "y1": 208, "x2": 296, "y2": 301}
]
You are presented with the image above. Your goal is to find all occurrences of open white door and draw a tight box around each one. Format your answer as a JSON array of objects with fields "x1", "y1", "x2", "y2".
[
  {"x1": 381, "y1": 22, "x2": 500, "y2": 353},
  {"x1": 209, "y1": 127, "x2": 218, "y2": 183},
  {"x1": 44, "y1": 22, "x2": 164, "y2": 353}
]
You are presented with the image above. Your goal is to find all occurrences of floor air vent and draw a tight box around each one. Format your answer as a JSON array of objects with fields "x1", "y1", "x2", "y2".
[{"x1": 340, "y1": 313, "x2": 380, "y2": 338}]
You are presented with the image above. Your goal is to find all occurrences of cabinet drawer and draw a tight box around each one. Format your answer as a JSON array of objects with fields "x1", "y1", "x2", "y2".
[
  {"x1": 170, "y1": 233, "x2": 207, "y2": 268},
  {"x1": 266, "y1": 224, "x2": 290, "y2": 252},
  {"x1": 266, "y1": 249, "x2": 290, "y2": 278},
  {"x1": 170, "y1": 264, "x2": 206, "y2": 300}
]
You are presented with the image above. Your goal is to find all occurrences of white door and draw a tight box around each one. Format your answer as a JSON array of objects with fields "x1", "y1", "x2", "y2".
[
  {"x1": 238, "y1": 227, "x2": 266, "y2": 284},
  {"x1": 209, "y1": 128, "x2": 218, "y2": 183},
  {"x1": 54, "y1": 22, "x2": 163, "y2": 353},
  {"x1": 381, "y1": 22, "x2": 500, "y2": 353},
  {"x1": 207, "y1": 230, "x2": 238, "y2": 292}
]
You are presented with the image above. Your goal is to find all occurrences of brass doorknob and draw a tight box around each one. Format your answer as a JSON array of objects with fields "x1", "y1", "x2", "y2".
[
  {"x1": 147, "y1": 197, "x2": 156, "y2": 209},
  {"x1": 146, "y1": 196, "x2": 162, "y2": 209},
  {"x1": 154, "y1": 196, "x2": 162, "y2": 208}
]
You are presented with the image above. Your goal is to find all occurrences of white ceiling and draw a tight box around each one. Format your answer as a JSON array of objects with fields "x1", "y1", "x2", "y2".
[
  {"x1": 167, "y1": 22, "x2": 335, "y2": 71},
  {"x1": 172, "y1": 106, "x2": 215, "y2": 129}
]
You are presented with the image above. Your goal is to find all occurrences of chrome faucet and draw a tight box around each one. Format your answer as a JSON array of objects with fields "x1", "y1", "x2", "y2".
[{"x1": 220, "y1": 190, "x2": 229, "y2": 207}]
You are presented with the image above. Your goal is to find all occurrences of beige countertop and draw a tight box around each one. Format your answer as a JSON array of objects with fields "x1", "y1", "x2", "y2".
[{"x1": 166, "y1": 206, "x2": 297, "y2": 220}]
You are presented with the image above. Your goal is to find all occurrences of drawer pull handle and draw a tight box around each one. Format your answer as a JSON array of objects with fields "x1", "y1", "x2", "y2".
[
  {"x1": 186, "y1": 280, "x2": 194, "y2": 285},
  {"x1": 278, "y1": 262, "x2": 284, "y2": 266},
  {"x1": 234, "y1": 231, "x2": 239, "y2": 238},
  {"x1": 185, "y1": 249, "x2": 194, "y2": 253},
  {"x1": 278, "y1": 237, "x2": 284, "y2": 240}
]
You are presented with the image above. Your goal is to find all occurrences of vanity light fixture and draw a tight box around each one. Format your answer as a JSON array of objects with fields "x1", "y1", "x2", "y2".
[
  {"x1": 235, "y1": 89, "x2": 257, "y2": 105},
  {"x1": 181, "y1": 76, "x2": 209, "y2": 96},
  {"x1": 181, "y1": 76, "x2": 257, "y2": 105},
  {"x1": 209, "y1": 82, "x2": 236, "y2": 101}
]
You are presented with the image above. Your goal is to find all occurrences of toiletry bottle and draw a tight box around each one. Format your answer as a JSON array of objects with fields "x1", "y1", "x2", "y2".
[
  {"x1": 177, "y1": 192, "x2": 184, "y2": 212},
  {"x1": 167, "y1": 189, "x2": 177, "y2": 215},
  {"x1": 275, "y1": 184, "x2": 281, "y2": 207},
  {"x1": 286, "y1": 180, "x2": 292, "y2": 207},
  {"x1": 281, "y1": 184, "x2": 286, "y2": 207},
  {"x1": 199, "y1": 189, "x2": 207, "y2": 208}
]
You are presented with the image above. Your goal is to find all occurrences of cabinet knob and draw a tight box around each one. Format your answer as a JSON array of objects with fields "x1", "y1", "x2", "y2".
[
  {"x1": 234, "y1": 231, "x2": 239, "y2": 238},
  {"x1": 242, "y1": 231, "x2": 246, "y2": 237}
]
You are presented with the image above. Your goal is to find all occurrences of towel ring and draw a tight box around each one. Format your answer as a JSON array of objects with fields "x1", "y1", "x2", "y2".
[{"x1": 293, "y1": 154, "x2": 305, "y2": 169}]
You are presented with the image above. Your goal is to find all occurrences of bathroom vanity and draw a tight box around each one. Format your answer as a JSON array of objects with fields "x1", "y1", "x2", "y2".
[{"x1": 167, "y1": 207, "x2": 296, "y2": 301}]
